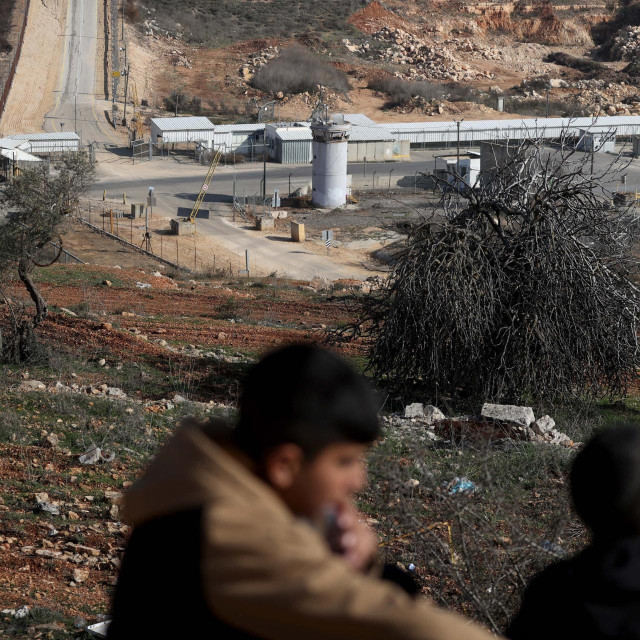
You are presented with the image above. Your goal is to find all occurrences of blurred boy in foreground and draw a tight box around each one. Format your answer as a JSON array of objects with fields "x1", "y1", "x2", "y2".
[{"x1": 108, "y1": 344, "x2": 495, "y2": 640}]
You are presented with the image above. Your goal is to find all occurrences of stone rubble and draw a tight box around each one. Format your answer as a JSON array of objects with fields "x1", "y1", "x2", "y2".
[
  {"x1": 386, "y1": 402, "x2": 578, "y2": 449},
  {"x1": 370, "y1": 27, "x2": 502, "y2": 82},
  {"x1": 611, "y1": 26, "x2": 640, "y2": 62}
]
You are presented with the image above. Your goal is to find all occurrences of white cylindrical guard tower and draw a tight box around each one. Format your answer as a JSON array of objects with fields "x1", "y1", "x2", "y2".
[{"x1": 311, "y1": 114, "x2": 351, "y2": 208}]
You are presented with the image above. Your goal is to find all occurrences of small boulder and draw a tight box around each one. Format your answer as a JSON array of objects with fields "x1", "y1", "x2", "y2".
[
  {"x1": 102, "y1": 280, "x2": 112, "y2": 287},
  {"x1": 35, "y1": 492, "x2": 60, "y2": 516},
  {"x1": 532, "y1": 415, "x2": 556, "y2": 435},
  {"x1": 43, "y1": 433, "x2": 60, "y2": 448},
  {"x1": 404, "y1": 403, "x2": 424, "y2": 418},
  {"x1": 72, "y1": 568, "x2": 89, "y2": 584},
  {"x1": 423, "y1": 405, "x2": 446, "y2": 424},
  {"x1": 481, "y1": 403, "x2": 535, "y2": 427},
  {"x1": 19, "y1": 380, "x2": 46, "y2": 391},
  {"x1": 79, "y1": 445, "x2": 102, "y2": 465}
]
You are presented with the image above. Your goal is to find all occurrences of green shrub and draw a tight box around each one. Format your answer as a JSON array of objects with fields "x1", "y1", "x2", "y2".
[{"x1": 251, "y1": 47, "x2": 351, "y2": 95}]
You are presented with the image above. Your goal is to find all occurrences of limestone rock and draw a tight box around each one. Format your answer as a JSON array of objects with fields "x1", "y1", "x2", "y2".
[
  {"x1": 423, "y1": 405, "x2": 446, "y2": 424},
  {"x1": 532, "y1": 415, "x2": 556, "y2": 435},
  {"x1": 481, "y1": 403, "x2": 535, "y2": 427},
  {"x1": 404, "y1": 403, "x2": 424, "y2": 418},
  {"x1": 19, "y1": 380, "x2": 46, "y2": 391},
  {"x1": 72, "y1": 568, "x2": 89, "y2": 584}
]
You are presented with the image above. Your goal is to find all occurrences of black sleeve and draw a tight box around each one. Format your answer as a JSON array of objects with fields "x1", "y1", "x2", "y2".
[{"x1": 506, "y1": 563, "x2": 568, "y2": 640}]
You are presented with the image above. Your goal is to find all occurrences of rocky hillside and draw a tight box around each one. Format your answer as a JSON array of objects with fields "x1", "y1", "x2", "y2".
[{"x1": 124, "y1": 0, "x2": 640, "y2": 127}]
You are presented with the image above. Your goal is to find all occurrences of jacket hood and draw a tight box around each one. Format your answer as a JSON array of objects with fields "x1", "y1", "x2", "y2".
[{"x1": 122, "y1": 420, "x2": 276, "y2": 526}]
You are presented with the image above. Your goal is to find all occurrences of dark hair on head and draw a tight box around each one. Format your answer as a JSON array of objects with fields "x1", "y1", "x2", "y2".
[
  {"x1": 234, "y1": 344, "x2": 380, "y2": 461},
  {"x1": 571, "y1": 425, "x2": 640, "y2": 542}
]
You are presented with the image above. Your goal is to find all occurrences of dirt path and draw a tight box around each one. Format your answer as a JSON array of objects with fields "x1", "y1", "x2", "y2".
[{"x1": 0, "y1": 0, "x2": 68, "y2": 133}]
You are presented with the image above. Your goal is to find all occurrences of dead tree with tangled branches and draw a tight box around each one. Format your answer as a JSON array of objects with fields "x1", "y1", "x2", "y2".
[{"x1": 335, "y1": 132, "x2": 640, "y2": 403}]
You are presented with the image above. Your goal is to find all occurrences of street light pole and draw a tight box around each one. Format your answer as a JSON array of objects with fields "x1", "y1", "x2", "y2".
[
  {"x1": 262, "y1": 146, "x2": 267, "y2": 199},
  {"x1": 455, "y1": 119, "x2": 463, "y2": 191}
]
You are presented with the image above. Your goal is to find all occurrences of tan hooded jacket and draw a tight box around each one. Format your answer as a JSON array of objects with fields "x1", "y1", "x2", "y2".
[{"x1": 122, "y1": 422, "x2": 498, "y2": 640}]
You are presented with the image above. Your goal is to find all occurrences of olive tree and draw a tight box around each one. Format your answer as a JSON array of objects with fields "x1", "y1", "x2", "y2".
[{"x1": 0, "y1": 151, "x2": 95, "y2": 362}]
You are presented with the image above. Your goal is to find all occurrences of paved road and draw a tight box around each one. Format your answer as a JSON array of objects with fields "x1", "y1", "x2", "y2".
[
  {"x1": 45, "y1": 0, "x2": 117, "y2": 145},
  {"x1": 90, "y1": 144, "x2": 640, "y2": 280},
  {"x1": 93, "y1": 157, "x2": 439, "y2": 203}
]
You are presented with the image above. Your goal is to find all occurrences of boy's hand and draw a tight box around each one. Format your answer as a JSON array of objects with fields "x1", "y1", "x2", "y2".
[{"x1": 335, "y1": 504, "x2": 378, "y2": 572}]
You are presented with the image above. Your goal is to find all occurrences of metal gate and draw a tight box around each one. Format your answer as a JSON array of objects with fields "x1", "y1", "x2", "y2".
[{"x1": 131, "y1": 138, "x2": 151, "y2": 163}]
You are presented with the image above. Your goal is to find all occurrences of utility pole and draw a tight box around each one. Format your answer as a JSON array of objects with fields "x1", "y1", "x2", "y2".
[
  {"x1": 546, "y1": 87, "x2": 550, "y2": 118},
  {"x1": 74, "y1": 93, "x2": 77, "y2": 134},
  {"x1": 456, "y1": 119, "x2": 463, "y2": 188},
  {"x1": 262, "y1": 144, "x2": 267, "y2": 199},
  {"x1": 122, "y1": 0, "x2": 125, "y2": 40},
  {"x1": 123, "y1": 64, "x2": 130, "y2": 127}
]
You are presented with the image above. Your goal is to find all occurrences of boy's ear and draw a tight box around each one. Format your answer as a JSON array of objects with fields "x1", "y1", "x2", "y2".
[{"x1": 264, "y1": 443, "x2": 305, "y2": 489}]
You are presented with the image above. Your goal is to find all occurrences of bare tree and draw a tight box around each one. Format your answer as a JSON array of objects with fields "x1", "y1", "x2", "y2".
[
  {"x1": 335, "y1": 132, "x2": 639, "y2": 403},
  {"x1": 0, "y1": 151, "x2": 96, "y2": 362}
]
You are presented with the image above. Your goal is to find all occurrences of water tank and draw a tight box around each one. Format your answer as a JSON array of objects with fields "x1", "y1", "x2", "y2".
[{"x1": 311, "y1": 115, "x2": 351, "y2": 208}]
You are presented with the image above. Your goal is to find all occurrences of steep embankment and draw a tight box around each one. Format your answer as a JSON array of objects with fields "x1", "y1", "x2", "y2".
[{"x1": 0, "y1": 0, "x2": 68, "y2": 133}]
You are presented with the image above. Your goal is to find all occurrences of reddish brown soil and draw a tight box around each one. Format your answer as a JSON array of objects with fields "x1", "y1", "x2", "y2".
[{"x1": 348, "y1": 1, "x2": 414, "y2": 35}]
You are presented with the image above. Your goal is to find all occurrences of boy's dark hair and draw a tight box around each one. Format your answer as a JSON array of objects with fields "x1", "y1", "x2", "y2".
[
  {"x1": 234, "y1": 344, "x2": 380, "y2": 461},
  {"x1": 571, "y1": 425, "x2": 640, "y2": 542}
]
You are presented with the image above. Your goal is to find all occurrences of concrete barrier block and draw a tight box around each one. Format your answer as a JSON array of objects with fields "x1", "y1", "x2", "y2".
[
  {"x1": 170, "y1": 218, "x2": 196, "y2": 235},
  {"x1": 291, "y1": 221, "x2": 305, "y2": 242}
]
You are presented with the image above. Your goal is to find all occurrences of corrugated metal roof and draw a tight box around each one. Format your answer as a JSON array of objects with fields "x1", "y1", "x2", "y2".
[
  {"x1": 379, "y1": 115, "x2": 640, "y2": 133},
  {"x1": 345, "y1": 114, "x2": 378, "y2": 127},
  {"x1": 0, "y1": 138, "x2": 30, "y2": 150},
  {"x1": 274, "y1": 128, "x2": 313, "y2": 141},
  {"x1": 348, "y1": 125, "x2": 395, "y2": 142},
  {"x1": 216, "y1": 123, "x2": 265, "y2": 133},
  {"x1": 0, "y1": 148, "x2": 42, "y2": 162},
  {"x1": 150, "y1": 117, "x2": 215, "y2": 131},
  {"x1": 9, "y1": 132, "x2": 80, "y2": 141}
]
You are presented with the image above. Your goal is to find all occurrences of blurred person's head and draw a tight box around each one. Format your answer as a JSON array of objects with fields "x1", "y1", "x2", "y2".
[
  {"x1": 571, "y1": 425, "x2": 640, "y2": 543},
  {"x1": 234, "y1": 344, "x2": 380, "y2": 520}
]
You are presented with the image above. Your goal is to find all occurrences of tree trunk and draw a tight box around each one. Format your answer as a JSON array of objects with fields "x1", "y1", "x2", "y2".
[{"x1": 17, "y1": 258, "x2": 47, "y2": 328}]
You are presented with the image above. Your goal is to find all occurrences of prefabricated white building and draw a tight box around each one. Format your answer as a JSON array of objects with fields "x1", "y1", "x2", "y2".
[
  {"x1": 213, "y1": 123, "x2": 265, "y2": 155},
  {"x1": 266, "y1": 125, "x2": 313, "y2": 164},
  {"x1": 576, "y1": 127, "x2": 617, "y2": 153},
  {"x1": 0, "y1": 138, "x2": 42, "y2": 178},
  {"x1": 347, "y1": 124, "x2": 397, "y2": 162},
  {"x1": 380, "y1": 116, "x2": 640, "y2": 148},
  {"x1": 150, "y1": 117, "x2": 216, "y2": 145},
  {"x1": 434, "y1": 152, "x2": 480, "y2": 189},
  {"x1": 8, "y1": 132, "x2": 80, "y2": 154}
]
